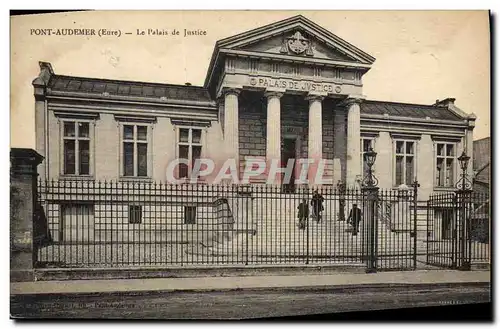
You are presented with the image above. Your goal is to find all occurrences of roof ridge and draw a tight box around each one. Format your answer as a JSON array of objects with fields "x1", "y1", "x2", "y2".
[
  {"x1": 364, "y1": 99, "x2": 438, "y2": 108},
  {"x1": 52, "y1": 74, "x2": 207, "y2": 90}
]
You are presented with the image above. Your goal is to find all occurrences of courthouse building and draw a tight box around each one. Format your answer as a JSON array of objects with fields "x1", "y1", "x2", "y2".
[{"x1": 33, "y1": 15, "x2": 476, "y2": 201}]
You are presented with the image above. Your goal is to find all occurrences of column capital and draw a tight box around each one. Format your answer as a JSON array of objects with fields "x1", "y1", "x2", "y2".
[
  {"x1": 305, "y1": 94, "x2": 325, "y2": 103},
  {"x1": 340, "y1": 96, "x2": 365, "y2": 107},
  {"x1": 222, "y1": 87, "x2": 242, "y2": 98},
  {"x1": 264, "y1": 91, "x2": 284, "y2": 100}
]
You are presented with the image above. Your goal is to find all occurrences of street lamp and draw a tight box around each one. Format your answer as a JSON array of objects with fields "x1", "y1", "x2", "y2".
[
  {"x1": 456, "y1": 151, "x2": 472, "y2": 191},
  {"x1": 361, "y1": 147, "x2": 379, "y2": 273},
  {"x1": 362, "y1": 147, "x2": 378, "y2": 187},
  {"x1": 458, "y1": 151, "x2": 470, "y2": 172},
  {"x1": 455, "y1": 150, "x2": 472, "y2": 271}
]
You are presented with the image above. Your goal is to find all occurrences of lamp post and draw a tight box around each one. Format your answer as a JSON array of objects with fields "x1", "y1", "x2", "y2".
[
  {"x1": 457, "y1": 151, "x2": 472, "y2": 191},
  {"x1": 456, "y1": 151, "x2": 472, "y2": 271},
  {"x1": 362, "y1": 147, "x2": 379, "y2": 273},
  {"x1": 362, "y1": 147, "x2": 378, "y2": 188}
]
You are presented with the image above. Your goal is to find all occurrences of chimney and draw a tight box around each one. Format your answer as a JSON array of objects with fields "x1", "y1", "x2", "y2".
[{"x1": 434, "y1": 98, "x2": 456, "y2": 107}]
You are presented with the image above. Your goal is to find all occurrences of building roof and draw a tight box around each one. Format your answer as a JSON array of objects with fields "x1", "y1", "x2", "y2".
[
  {"x1": 361, "y1": 100, "x2": 464, "y2": 121},
  {"x1": 473, "y1": 137, "x2": 490, "y2": 185},
  {"x1": 37, "y1": 63, "x2": 467, "y2": 123},
  {"x1": 47, "y1": 74, "x2": 213, "y2": 103}
]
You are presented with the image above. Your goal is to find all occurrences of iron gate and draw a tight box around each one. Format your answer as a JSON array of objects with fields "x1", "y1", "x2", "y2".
[
  {"x1": 369, "y1": 185, "x2": 418, "y2": 272},
  {"x1": 426, "y1": 191, "x2": 490, "y2": 269}
]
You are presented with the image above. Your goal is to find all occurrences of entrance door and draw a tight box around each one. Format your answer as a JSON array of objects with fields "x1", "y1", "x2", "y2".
[{"x1": 281, "y1": 138, "x2": 296, "y2": 193}]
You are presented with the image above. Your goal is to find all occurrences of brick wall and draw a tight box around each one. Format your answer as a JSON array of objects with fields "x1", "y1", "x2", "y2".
[
  {"x1": 281, "y1": 96, "x2": 309, "y2": 158},
  {"x1": 322, "y1": 106, "x2": 335, "y2": 160},
  {"x1": 239, "y1": 101, "x2": 266, "y2": 158}
]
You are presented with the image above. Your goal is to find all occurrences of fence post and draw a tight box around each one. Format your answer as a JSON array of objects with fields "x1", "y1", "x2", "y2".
[
  {"x1": 457, "y1": 189, "x2": 472, "y2": 271},
  {"x1": 10, "y1": 148, "x2": 44, "y2": 282},
  {"x1": 413, "y1": 181, "x2": 419, "y2": 270},
  {"x1": 363, "y1": 185, "x2": 379, "y2": 273}
]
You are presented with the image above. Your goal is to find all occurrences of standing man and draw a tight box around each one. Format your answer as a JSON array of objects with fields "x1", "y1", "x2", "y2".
[
  {"x1": 337, "y1": 180, "x2": 346, "y2": 221},
  {"x1": 297, "y1": 198, "x2": 309, "y2": 230},
  {"x1": 348, "y1": 204, "x2": 362, "y2": 236},
  {"x1": 311, "y1": 190, "x2": 325, "y2": 223}
]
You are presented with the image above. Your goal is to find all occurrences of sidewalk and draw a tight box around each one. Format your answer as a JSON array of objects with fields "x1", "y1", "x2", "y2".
[{"x1": 10, "y1": 269, "x2": 490, "y2": 295}]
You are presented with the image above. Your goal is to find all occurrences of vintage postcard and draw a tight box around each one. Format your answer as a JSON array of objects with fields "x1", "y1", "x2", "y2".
[{"x1": 9, "y1": 10, "x2": 491, "y2": 320}]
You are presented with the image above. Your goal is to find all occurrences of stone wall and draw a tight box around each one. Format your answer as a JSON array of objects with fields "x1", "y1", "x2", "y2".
[
  {"x1": 333, "y1": 106, "x2": 348, "y2": 183},
  {"x1": 238, "y1": 99, "x2": 266, "y2": 158}
]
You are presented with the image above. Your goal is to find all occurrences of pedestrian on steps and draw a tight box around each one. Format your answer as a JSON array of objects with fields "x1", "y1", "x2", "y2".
[
  {"x1": 297, "y1": 198, "x2": 309, "y2": 230},
  {"x1": 311, "y1": 190, "x2": 325, "y2": 223},
  {"x1": 347, "y1": 203, "x2": 362, "y2": 236}
]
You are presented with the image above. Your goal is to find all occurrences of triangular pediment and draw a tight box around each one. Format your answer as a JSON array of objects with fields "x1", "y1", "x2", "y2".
[
  {"x1": 237, "y1": 31, "x2": 357, "y2": 62},
  {"x1": 205, "y1": 15, "x2": 376, "y2": 95},
  {"x1": 214, "y1": 15, "x2": 375, "y2": 65}
]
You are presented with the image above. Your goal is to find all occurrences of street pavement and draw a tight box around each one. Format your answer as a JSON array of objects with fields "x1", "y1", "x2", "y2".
[
  {"x1": 10, "y1": 270, "x2": 491, "y2": 319},
  {"x1": 11, "y1": 269, "x2": 490, "y2": 295},
  {"x1": 11, "y1": 282, "x2": 490, "y2": 319}
]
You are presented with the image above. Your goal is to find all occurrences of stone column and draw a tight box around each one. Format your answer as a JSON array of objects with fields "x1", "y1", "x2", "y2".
[
  {"x1": 223, "y1": 88, "x2": 241, "y2": 180},
  {"x1": 345, "y1": 97, "x2": 363, "y2": 188},
  {"x1": 306, "y1": 95, "x2": 324, "y2": 183},
  {"x1": 265, "y1": 91, "x2": 283, "y2": 164},
  {"x1": 10, "y1": 148, "x2": 44, "y2": 282}
]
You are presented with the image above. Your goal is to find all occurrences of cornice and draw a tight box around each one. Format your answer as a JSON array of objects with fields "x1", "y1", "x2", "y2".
[
  {"x1": 48, "y1": 103, "x2": 218, "y2": 121},
  {"x1": 53, "y1": 110, "x2": 100, "y2": 120},
  {"x1": 360, "y1": 113, "x2": 468, "y2": 127},
  {"x1": 170, "y1": 119, "x2": 212, "y2": 127},
  {"x1": 46, "y1": 93, "x2": 217, "y2": 110},
  {"x1": 114, "y1": 114, "x2": 157, "y2": 124},
  {"x1": 220, "y1": 49, "x2": 373, "y2": 69}
]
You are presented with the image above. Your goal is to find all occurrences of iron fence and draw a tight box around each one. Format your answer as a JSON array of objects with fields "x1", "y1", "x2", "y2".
[
  {"x1": 426, "y1": 191, "x2": 490, "y2": 269},
  {"x1": 35, "y1": 179, "x2": 417, "y2": 270}
]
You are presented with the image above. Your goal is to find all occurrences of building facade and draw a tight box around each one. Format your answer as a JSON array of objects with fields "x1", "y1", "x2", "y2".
[
  {"x1": 34, "y1": 15, "x2": 477, "y2": 201},
  {"x1": 473, "y1": 137, "x2": 490, "y2": 195}
]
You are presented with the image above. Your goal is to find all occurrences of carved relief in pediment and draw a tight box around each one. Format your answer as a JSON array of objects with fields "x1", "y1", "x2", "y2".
[{"x1": 280, "y1": 31, "x2": 314, "y2": 56}]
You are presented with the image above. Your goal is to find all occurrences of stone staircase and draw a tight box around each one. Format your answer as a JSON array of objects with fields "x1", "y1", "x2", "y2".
[{"x1": 211, "y1": 194, "x2": 421, "y2": 263}]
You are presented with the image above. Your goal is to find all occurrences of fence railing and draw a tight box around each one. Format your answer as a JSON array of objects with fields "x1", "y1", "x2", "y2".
[
  {"x1": 35, "y1": 180, "x2": 418, "y2": 270},
  {"x1": 426, "y1": 191, "x2": 490, "y2": 268}
]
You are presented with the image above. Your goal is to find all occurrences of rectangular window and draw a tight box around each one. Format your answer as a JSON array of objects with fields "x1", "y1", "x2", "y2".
[
  {"x1": 394, "y1": 140, "x2": 415, "y2": 186},
  {"x1": 435, "y1": 142, "x2": 455, "y2": 187},
  {"x1": 63, "y1": 121, "x2": 91, "y2": 175},
  {"x1": 122, "y1": 125, "x2": 149, "y2": 177},
  {"x1": 129, "y1": 205, "x2": 142, "y2": 224},
  {"x1": 178, "y1": 127, "x2": 203, "y2": 179},
  {"x1": 360, "y1": 138, "x2": 375, "y2": 177},
  {"x1": 60, "y1": 204, "x2": 95, "y2": 242},
  {"x1": 184, "y1": 206, "x2": 197, "y2": 224}
]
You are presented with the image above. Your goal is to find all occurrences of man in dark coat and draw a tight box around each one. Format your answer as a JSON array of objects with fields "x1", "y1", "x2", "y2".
[
  {"x1": 311, "y1": 190, "x2": 325, "y2": 223},
  {"x1": 348, "y1": 203, "x2": 362, "y2": 236},
  {"x1": 297, "y1": 199, "x2": 309, "y2": 230}
]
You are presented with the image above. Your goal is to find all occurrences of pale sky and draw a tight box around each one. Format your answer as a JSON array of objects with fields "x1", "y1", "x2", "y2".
[{"x1": 10, "y1": 10, "x2": 490, "y2": 148}]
